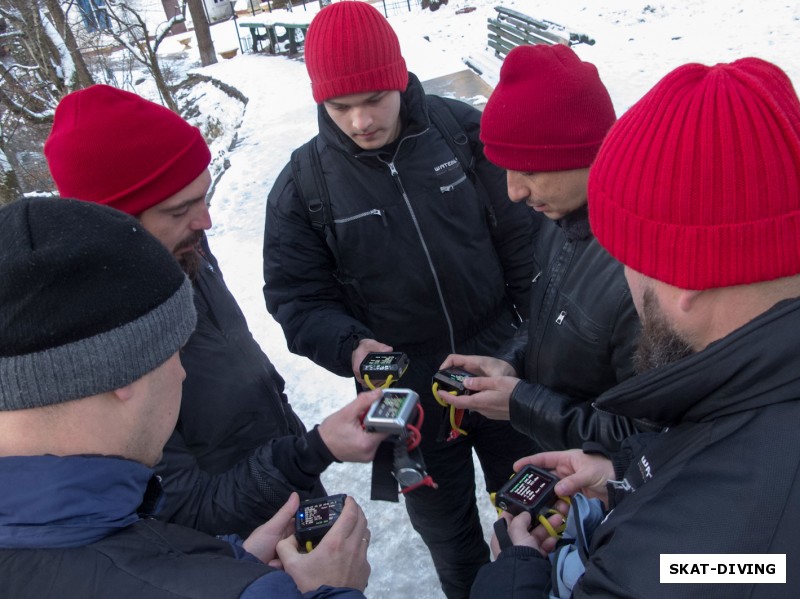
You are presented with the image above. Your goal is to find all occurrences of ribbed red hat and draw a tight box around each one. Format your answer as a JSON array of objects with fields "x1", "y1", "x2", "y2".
[
  {"x1": 589, "y1": 58, "x2": 800, "y2": 290},
  {"x1": 44, "y1": 84, "x2": 211, "y2": 216},
  {"x1": 480, "y1": 44, "x2": 616, "y2": 172},
  {"x1": 304, "y1": 1, "x2": 408, "y2": 104}
]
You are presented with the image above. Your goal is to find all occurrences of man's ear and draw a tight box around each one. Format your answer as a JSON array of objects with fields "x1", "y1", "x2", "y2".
[
  {"x1": 676, "y1": 289, "x2": 703, "y2": 313},
  {"x1": 111, "y1": 382, "x2": 136, "y2": 403}
]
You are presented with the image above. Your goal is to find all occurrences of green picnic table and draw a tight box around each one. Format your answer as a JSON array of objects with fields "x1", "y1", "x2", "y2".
[{"x1": 238, "y1": 19, "x2": 309, "y2": 55}]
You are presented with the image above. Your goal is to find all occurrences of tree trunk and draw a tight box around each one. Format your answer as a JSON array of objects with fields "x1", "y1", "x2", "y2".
[
  {"x1": 41, "y1": 0, "x2": 95, "y2": 90},
  {"x1": 0, "y1": 148, "x2": 21, "y2": 206},
  {"x1": 186, "y1": 0, "x2": 217, "y2": 66},
  {"x1": 146, "y1": 45, "x2": 179, "y2": 113}
]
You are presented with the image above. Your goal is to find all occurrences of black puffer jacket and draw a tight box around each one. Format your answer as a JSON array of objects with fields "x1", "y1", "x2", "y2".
[
  {"x1": 495, "y1": 206, "x2": 652, "y2": 451},
  {"x1": 155, "y1": 239, "x2": 331, "y2": 538},
  {"x1": 264, "y1": 74, "x2": 538, "y2": 376},
  {"x1": 473, "y1": 297, "x2": 800, "y2": 599}
]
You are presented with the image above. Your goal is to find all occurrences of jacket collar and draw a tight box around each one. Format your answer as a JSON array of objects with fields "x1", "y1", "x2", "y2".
[
  {"x1": 557, "y1": 204, "x2": 591, "y2": 241},
  {"x1": 595, "y1": 296, "x2": 800, "y2": 426},
  {"x1": 0, "y1": 455, "x2": 162, "y2": 548}
]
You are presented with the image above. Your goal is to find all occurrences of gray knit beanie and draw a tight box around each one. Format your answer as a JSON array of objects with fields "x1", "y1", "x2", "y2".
[{"x1": 0, "y1": 197, "x2": 197, "y2": 410}]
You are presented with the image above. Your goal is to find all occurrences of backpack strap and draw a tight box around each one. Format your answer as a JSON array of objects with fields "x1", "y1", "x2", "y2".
[
  {"x1": 426, "y1": 95, "x2": 497, "y2": 227},
  {"x1": 290, "y1": 138, "x2": 339, "y2": 261}
]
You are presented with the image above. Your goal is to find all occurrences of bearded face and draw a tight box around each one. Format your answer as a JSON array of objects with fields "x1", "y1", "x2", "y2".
[
  {"x1": 174, "y1": 231, "x2": 204, "y2": 279},
  {"x1": 633, "y1": 288, "x2": 695, "y2": 374}
]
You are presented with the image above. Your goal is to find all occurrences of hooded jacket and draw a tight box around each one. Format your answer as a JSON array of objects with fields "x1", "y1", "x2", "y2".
[
  {"x1": 471, "y1": 296, "x2": 800, "y2": 598},
  {"x1": 0, "y1": 455, "x2": 363, "y2": 599},
  {"x1": 263, "y1": 74, "x2": 538, "y2": 376}
]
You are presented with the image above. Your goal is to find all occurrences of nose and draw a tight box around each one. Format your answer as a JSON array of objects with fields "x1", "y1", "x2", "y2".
[
  {"x1": 506, "y1": 171, "x2": 529, "y2": 203},
  {"x1": 352, "y1": 106, "x2": 373, "y2": 132},
  {"x1": 191, "y1": 202, "x2": 213, "y2": 231}
]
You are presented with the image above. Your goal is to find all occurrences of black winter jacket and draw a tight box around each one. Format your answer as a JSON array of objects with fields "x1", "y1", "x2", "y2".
[
  {"x1": 155, "y1": 240, "x2": 331, "y2": 538},
  {"x1": 264, "y1": 74, "x2": 538, "y2": 376},
  {"x1": 495, "y1": 206, "x2": 651, "y2": 451},
  {"x1": 472, "y1": 297, "x2": 800, "y2": 599}
]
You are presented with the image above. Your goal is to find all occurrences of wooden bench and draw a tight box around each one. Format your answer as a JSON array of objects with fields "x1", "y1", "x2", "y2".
[{"x1": 487, "y1": 6, "x2": 595, "y2": 58}]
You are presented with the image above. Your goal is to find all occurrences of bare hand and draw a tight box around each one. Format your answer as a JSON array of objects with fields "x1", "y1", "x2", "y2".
[
  {"x1": 436, "y1": 375, "x2": 518, "y2": 421},
  {"x1": 278, "y1": 496, "x2": 371, "y2": 593},
  {"x1": 318, "y1": 389, "x2": 389, "y2": 462},
  {"x1": 489, "y1": 510, "x2": 564, "y2": 559},
  {"x1": 351, "y1": 338, "x2": 393, "y2": 384},
  {"x1": 438, "y1": 353, "x2": 517, "y2": 378},
  {"x1": 242, "y1": 492, "x2": 299, "y2": 568},
  {"x1": 517, "y1": 449, "x2": 614, "y2": 507}
]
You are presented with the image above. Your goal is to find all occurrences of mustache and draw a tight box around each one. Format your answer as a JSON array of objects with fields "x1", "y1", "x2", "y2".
[{"x1": 174, "y1": 231, "x2": 204, "y2": 254}]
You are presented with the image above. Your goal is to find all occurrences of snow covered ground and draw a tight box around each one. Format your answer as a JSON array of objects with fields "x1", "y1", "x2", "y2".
[{"x1": 135, "y1": 1, "x2": 799, "y2": 596}]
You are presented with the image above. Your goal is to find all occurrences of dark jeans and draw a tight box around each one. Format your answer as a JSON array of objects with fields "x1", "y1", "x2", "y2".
[{"x1": 395, "y1": 314, "x2": 539, "y2": 599}]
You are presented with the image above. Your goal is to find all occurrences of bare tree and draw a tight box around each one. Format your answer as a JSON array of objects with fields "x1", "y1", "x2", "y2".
[
  {"x1": 0, "y1": 0, "x2": 93, "y2": 123},
  {"x1": 0, "y1": 0, "x2": 100, "y2": 196},
  {"x1": 186, "y1": 0, "x2": 216, "y2": 67},
  {"x1": 96, "y1": 0, "x2": 189, "y2": 111}
]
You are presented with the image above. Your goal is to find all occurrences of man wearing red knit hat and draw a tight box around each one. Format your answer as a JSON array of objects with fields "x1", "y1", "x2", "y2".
[
  {"x1": 471, "y1": 57, "x2": 800, "y2": 599},
  {"x1": 440, "y1": 44, "x2": 655, "y2": 454},
  {"x1": 263, "y1": 2, "x2": 540, "y2": 597},
  {"x1": 43, "y1": 84, "x2": 387, "y2": 540}
]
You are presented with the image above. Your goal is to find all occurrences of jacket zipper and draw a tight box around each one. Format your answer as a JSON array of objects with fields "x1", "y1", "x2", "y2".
[
  {"x1": 387, "y1": 158, "x2": 456, "y2": 352},
  {"x1": 439, "y1": 173, "x2": 467, "y2": 193},
  {"x1": 334, "y1": 208, "x2": 387, "y2": 227}
]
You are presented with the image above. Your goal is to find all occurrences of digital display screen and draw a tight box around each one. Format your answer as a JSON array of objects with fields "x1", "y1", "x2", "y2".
[
  {"x1": 364, "y1": 354, "x2": 399, "y2": 371},
  {"x1": 297, "y1": 497, "x2": 342, "y2": 530},
  {"x1": 444, "y1": 369, "x2": 469, "y2": 384},
  {"x1": 504, "y1": 469, "x2": 555, "y2": 506},
  {"x1": 373, "y1": 392, "x2": 408, "y2": 419},
  {"x1": 434, "y1": 368, "x2": 473, "y2": 393}
]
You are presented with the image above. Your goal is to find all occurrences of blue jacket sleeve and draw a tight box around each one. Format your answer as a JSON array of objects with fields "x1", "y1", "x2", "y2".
[{"x1": 240, "y1": 572, "x2": 367, "y2": 599}]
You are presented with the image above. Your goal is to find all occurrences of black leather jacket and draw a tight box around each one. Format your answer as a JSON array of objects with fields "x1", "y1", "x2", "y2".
[{"x1": 495, "y1": 206, "x2": 654, "y2": 451}]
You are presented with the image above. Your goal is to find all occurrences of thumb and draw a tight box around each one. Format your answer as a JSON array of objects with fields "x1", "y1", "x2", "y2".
[
  {"x1": 267, "y1": 492, "x2": 300, "y2": 533},
  {"x1": 462, "y1": 375, "x2": 488, "y2": 392},
  {"x1": 276, "y1": 534, "x2": 301, "y2": 563},
  {"x1": 352, "y1": 389, "x2": 383, "y2": 414}
]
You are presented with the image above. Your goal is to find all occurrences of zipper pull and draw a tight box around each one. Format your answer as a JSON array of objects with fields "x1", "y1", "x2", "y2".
[
  {"x1": 373, "y1": 208, "x2": 388, "y2": 227},
  {"x1": 555, "y1": 311, "x2": 567, "y2": 325},
  {"x1": 388, "y1": 162, "x2": 398, "y2": 177}
]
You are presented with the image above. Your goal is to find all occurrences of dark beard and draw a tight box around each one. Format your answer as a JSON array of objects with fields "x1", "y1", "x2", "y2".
[
  {"x1": 174, "y1": 232, "x2": 204, "y2": 280},
  {"x1": 177, "y1": 248, "x2": 201, "y2": 280},
  {"x1": 633, "y1": 288, "x2": 694, "y2": 374}
]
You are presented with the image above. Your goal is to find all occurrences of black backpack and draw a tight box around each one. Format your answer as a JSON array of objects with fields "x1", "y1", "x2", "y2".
[{"x1": 289, "y1": 95, "x2": 496, "y2": 258}]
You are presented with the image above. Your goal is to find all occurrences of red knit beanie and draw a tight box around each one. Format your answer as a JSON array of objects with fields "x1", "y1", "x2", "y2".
[
  {"x1": 44, "y1": 84, "x2": 211, "y2": 216},
  {"x1": 480, "y1": 44, "x2": 616, "y2": 172},
  {"x1": 589, "y1": 58, "x2": 800, "y2": 290},
  {"x1": 304, "y1": 1, "x2": 408, "y2": 104}
]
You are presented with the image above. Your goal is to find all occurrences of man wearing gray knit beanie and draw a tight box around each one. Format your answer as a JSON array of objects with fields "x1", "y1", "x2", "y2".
[{"x1": 0, "y1": 197, "x2": 371, "y2": 598}]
